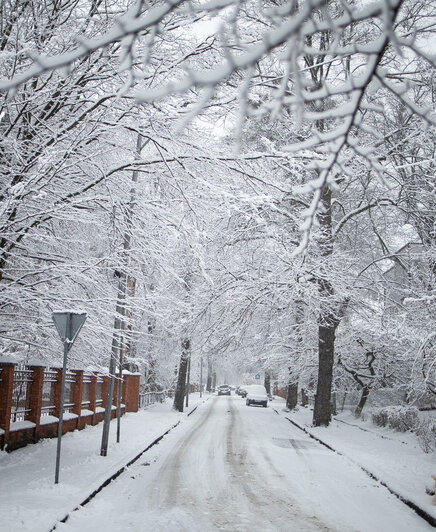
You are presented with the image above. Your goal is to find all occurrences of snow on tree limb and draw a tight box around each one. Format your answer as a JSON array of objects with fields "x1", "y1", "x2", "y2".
[{"x1": 0, "y1": 0, "x2": 186, "y2": 92}]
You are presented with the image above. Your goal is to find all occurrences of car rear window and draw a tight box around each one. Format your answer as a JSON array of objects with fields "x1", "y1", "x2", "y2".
[{"x1": 249, "y1": 385, "x2": 267, "y2": 394}]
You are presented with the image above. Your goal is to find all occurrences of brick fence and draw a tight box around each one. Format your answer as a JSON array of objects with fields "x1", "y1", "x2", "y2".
[{"x1": 0, "y1": 360, "x2": 140, "y2": 452}]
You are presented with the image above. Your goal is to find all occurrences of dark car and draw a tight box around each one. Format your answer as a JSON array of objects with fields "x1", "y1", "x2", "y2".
[
  {"x1": 217, "y1": 384, "x2": 231, "y2": 396},
  {"x1": 237, "y1": 386, "x2": 248, "y2": 397}
]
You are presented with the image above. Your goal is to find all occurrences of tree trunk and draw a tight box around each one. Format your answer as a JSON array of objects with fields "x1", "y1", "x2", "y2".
[
  {"x1": 144, "y1": 314, "x2": 158, "y2": 391},
  {"x1": 264, "y1": 372, "x2": 271, "y2": 395},
  {"x1": 206, "y1": 355, "x2": 212, "y2": 392},
  {"x1": 173, "y1": 338, "x2": 190, "y2": 412},
  {"x1": 286, "y1": 381, "x2": 298, "y2": 410},
  {"x1": 354, "y1": 385, "x2": 370, "y2": 417},
  {"x1": 287, "y1": 301, "x2": 304, "y2": 411},
  {"x1": 313, "y1": 185, "x2": 340, "y2": 427},
  {"x1": 301, "y1": 388, "x2": 308, "y2": 406},
  {"x1": 313, "y1": 317, "x2": 338, "y2": 426}
]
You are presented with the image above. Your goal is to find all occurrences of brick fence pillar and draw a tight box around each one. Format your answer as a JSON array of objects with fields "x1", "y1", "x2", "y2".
[
  {"x1": 53, "y1": 368, "x2": 63, "y2": 419},
  {"x1": 122, "y1": 372, "x2": 128, "y2": 406},
  {"x1": 124, "y1": 374, "x2": 140, "y2": 412},
  {"x1": 72, "y1": 370, "x2": 83, "y2": 418},
  {"x1": 0, "y1": 361, "x2": 16, "y2": 449},
  {"x1": 101, "y1": 376, "x2": 108, "y2": 409},
  {"x1": 26, "y1": 364, "x2": 44, "y2": 438},
  {"x1": 89, "y1": 375, "x2": 97, "y2": 424},
  {"x1": 113, "y1": 372, "x2": 124, "y2": 407},
  {"x1": 112, "y1": 374, "x2": 118, "y2": 407}
]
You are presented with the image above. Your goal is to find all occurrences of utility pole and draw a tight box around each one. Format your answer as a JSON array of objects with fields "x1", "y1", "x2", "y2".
[
  {"x1": 101, "y1": 132, "x2": 147, "y2": 456},
  {"x1": 100, "y1": 311, "x2": 123, "y2": 456},
  {"x1": 116, "y1": 319, "x2": 126, "y2": 444},
  {"x1": 185, "y1": 354, "x2": 191, "y2": 407},
  {"x1": 199, "y1": 356, "x2": 203, "y2": 398}
]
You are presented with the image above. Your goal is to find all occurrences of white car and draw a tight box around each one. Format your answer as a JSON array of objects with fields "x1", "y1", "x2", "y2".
[{"x1": 245, "y1": 385, "x2": 268, "y2": 407}]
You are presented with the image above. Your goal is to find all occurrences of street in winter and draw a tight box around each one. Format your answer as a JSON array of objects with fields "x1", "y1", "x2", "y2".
[
  {"x1": 1, "y1": 393, "x2": 435, "y2": 531},
  {"x1": 0, "y1": 1, "x2": 435, "y2": 531}
]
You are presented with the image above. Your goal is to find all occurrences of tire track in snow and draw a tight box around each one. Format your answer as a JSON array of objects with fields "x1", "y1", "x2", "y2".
[
  {"x1": 225, "y1": 399, "x2": 334, "y2": 531},
  {"x1": 157, "y1": 396, "x2": 219, "y2": 507}
]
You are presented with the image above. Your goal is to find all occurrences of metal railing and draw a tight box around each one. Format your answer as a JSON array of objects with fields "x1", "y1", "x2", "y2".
[
  {"x1": 96, "y1": 376, "x2": 104, "y2": 408},
  {"x1": 11, "y1": 365, "x2": 33, "y2": 422},
  {"x1": 81, "y1": 373, "x2": 92, "y2": 408},
  {"x1": 63, "y1": 371, "x2": 76, "y2": 413},
  {"x1": 41, "y1": 368, "x2": 57, "y2": 417},
  {"x1": 138, "y1": 391, "x2": 167, "y2": 409}
]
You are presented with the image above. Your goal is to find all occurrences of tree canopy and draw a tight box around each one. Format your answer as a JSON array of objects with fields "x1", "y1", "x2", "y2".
[{"x1": 0, "y1": 0, "x2": 434, "y2": 422}]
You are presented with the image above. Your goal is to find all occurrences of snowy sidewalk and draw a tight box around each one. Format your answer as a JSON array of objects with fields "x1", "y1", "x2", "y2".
[
  {"x1": 273, "y1": 404, "x2": 436, "y2": 525},
  {"x1": 0, "y1": 393, "x2": 209, "y2": 532}
]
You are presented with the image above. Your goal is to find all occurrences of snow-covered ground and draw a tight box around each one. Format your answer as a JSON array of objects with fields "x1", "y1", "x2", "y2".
[
  {"x1": 277, "y1": 405, "x2": 436, "y2": 524},
  {"x1": 0, "y1": 393, "x2": 435, "y2": 531},
  {"x1": 0, "y1": 394, "x2": 207, "y2": 532}
]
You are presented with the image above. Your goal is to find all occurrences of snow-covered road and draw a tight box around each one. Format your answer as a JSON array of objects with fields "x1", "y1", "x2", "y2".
[{"x1": 57, "y1": 395, "x2": 432, "y2": 532}]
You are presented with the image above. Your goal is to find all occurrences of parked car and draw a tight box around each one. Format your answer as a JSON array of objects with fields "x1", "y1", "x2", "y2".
[
  {"x1": 245, "y1": 385, "x2": 268, "y2": 407},
  {"x1": 217, "y1": 384, "x2": 231, "y2": 396},
  {"x1": 237, "y1": 386, "x2": 248, "y2": 398}
]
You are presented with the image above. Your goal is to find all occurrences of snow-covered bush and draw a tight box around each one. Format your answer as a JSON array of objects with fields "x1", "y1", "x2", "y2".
[
  {"x1": 416, "y1": 418, "x2": 436, "y2": 454},
  {"x1": 371, "y1": 406, "x2": 420, "y2": 432},
  {"x1": 371, "y1": 408, "x2": 389, "y2": 427}
]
